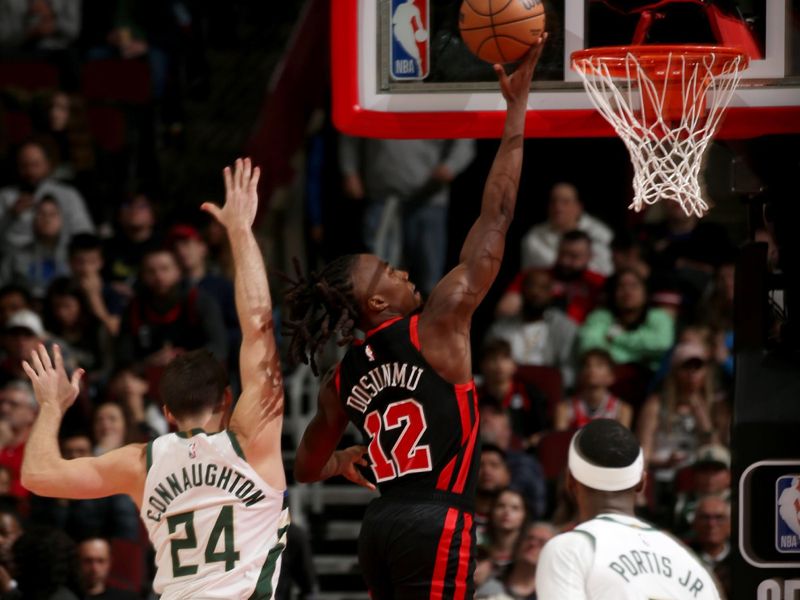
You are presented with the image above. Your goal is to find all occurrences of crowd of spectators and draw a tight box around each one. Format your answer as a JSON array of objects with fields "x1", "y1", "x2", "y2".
[{"x1": 0, "y1": 2, "x2": 769, "y2": 598}]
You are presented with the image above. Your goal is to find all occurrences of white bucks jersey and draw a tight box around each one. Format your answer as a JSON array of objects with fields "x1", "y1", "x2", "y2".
[
  {"x1": 537, "y1": 513, "x2": 720, "y2": 600},
  {"x1": 142, "y1": 429, "x2": 289, "y2": 599}
]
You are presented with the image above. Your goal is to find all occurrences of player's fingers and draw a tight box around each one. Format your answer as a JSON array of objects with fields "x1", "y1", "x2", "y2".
[
  {"x1": 38, "y1": 343, "x2": 53, "y2": 370},
  {"x1": 223, "y1": 166, "x2": 233, "y2": 194},
  {"x1": 200, "y1": 202, "x2": 221, "y2": 220},
  {"x1": 21, "y1": 360, "x2": 37, "y2": 381},
  {"x1": 350, "y1": 470, "x2": 376, "y2": 491},
  {"x1": 30, "y1": 347, "x2": 44, "y2": 374},
  {"x1": 53, "y1": 343, "x2": 64, "y2": 372},
  {"x1": 243, "y1": 157, "x2": 252, "y2": 186},
  {"x1": 235, "y1": 158, "x2": 244, "y2": 190},
  {"x1": 70, "y1": 368, "x2": 84, "y2": 390},
  {"x1": 250, "y1": 166, "x2": 261, "y2": 193}
]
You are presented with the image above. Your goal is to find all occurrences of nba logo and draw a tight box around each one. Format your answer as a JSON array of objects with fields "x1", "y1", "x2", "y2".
[
  {"x1": 365, "y1": 345, "x2": 376, "y2": 362},
  {"x1": 776, "y1": 475, "x2": 800, "y2": 553},
  {"x1": 390, "y1": 0, "x2": 429, "y2": 80}
]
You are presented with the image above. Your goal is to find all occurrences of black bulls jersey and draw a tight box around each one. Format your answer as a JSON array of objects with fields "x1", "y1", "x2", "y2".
[{"x1": 336, "y1": 315, "x2": 480, "y2": 507}]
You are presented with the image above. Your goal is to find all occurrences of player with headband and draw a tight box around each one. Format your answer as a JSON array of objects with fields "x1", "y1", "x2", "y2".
[{"x1": 537, "y1": 419, "x2": 722, "y2": 600}]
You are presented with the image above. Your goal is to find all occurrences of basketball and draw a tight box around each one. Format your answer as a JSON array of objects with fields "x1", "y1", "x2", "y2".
[
  {"x1": 459, "y1": 0, "x2": 546, "y2": 64},
  {"x1": 415, "y1": 28, "x2": 428, "y2": 43}
]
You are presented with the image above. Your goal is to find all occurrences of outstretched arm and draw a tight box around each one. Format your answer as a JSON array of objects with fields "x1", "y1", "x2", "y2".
[
  {"x1": 294, "y1": 368, "x2": 375, "y2": 490},
  {"x1": 21, "y1": 344, "x2": 146, "y2": 503},
  {"x1": 419, "y1": 36, "x2": 546, "y2": 382},
  {"x1": 202, "y1": 159, "x2": 285, "y2": 489}
]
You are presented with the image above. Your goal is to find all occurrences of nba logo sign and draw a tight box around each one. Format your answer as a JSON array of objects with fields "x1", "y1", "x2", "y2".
[
  {"x1": 390, "y1": 0, "x2": 430, "y2": 80},
  {"x1": 776, "y1": 475, "x2": 800, "y2": 553}
]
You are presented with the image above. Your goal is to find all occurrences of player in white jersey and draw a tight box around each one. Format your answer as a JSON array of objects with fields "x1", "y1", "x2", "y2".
[
  {"x1": 17, "y1": 159, "x2": 365, "y2": 599},
  {"x1": 537, "y1": 419, "x2": 722, "y2": 600}
]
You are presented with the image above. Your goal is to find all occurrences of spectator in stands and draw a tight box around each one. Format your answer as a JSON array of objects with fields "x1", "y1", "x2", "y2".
[
  {"x1": 690, "y1": 495, "x2": 731, "y2": 599},
  {"x1": 640, "y1": 201, "x2": 733, "y2": 314},
  {"x1": 339, "y1": 136, "x2": 476, "y2": 296},
  {"x1": 0, "y1": 509, "x2": 22, "y2": 582},
  {"x1": 0, "y1": 309, "x2": 77, "y2": 386},
  {"x1": 485, "y1": 489, "x2": 528, "y2": 572},
  {"x1": 477, "y1": 445, "x2": 513, "y2": 531},
  {"x1": 610, "y1": 230, "x2": 650, "y2": 281},
  {"x1": 673, "y1": 444, "x2": 731, "y2": 537},
  {"x1": 502, "y1": 521, "x2": 558, "y2": 600},
  {"x1": 43, "y1": 278, "x2": 113, "y2": 388},
  {"x1": 0, "y1": 286, "x2": 32, "y2": 328},
  {"x1": 68, "y1": 234, "x2": 125, "y2": 336},
  {"x1": 697, "y1": 260, "x2": 735, "y2": 378},
  {"x1": 9, "y1": 526, "x2": 79, "y2": 600},
  {"x1": 0, "y1": 467, "x2": 11, "y2": 496},
  {"x1": 474, "y1": 544, "x2": 513, "y2": 600},
  {"x1": 92, "y1": 402, "x2": 130, "y2": 456},
  {"x1": 477, "y1": 339, "x2": 548, "y2": 449},
  {"x1": 29, "y1": 432, "x2": 140, "y2": 542},
  {"x1": 496, "y1": 231, "x2": 605, "y2": 325},
  {"x1": 0, "y1": 196, "x2": 71, "y2": 298},
  {"x1": 637, "y1": 341, "x2": 730, "y2": 502},
  {"x1": 480, "y1": 409, "x2": 547, "y2": 519},
  {"x1": 103, "y1": 193, "x2": 160, "y2": 297},
  {"x1": 0, "y1": 380, "x2": 36, "y2": 502},
  {"x1": 520, "y1": 182, "x2": 613, "y2": 276},
  {"x1": 105, "y1": 370, "x2": 166, "y2": 438},
  {"x1": 554, "y1": 349, "x2": 632, "y2": 431},
  {"x1": 77, "y1": 537, "x2": 137, "y2": 600},
  {"x1": 168, "y1": 223, "x2": 239, "y2": 362},
  {"x1": 0, "y1": 140, "x2": 94, "y2": 251},
  {"x1": 0, "y1": 0, "x2": 81, "y2": 51},
  {"x1": 115, "y1": 248, "x2": 227, "y2": 372},
  {"x1": 579, "y1": 269, "x2": 674, "y2": 371},
  {"x1": 487, "y1": 269, "x2": 578, "y2": 389}
]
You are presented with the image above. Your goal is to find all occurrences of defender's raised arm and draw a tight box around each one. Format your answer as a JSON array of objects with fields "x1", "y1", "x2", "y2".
[{"x1": 202, "y1": 158, "x2": 285, "y2": 490}]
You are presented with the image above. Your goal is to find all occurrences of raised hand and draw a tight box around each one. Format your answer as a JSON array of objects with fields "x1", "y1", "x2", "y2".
[
  {"x1": 202, "y1": 157, "x2": 261, "y2": 230},
  {"x1": 21, "y1": 344, "x2": 83, "y2": 414},
  {"x1": 493, "y1": 33, "x2": 548, "y2": 105}
]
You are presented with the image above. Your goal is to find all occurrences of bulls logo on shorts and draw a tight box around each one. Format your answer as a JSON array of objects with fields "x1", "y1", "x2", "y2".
[
  {"x1": 390, "y1": 0, "x2": 429, "y2": 80},
  {"x1": 776, "y1": 475, "x2": 800, "y2": 553}
]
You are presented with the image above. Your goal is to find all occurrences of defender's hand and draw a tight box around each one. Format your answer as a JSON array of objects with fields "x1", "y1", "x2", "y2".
[
  {"x1": 335, "y1": 445, "x2": 376, "y2": 491},
  {"x1": 494, "y1": 33, "x2": 547, "y2": 105},
  {"x1": 202, "y1": 157, "x2": 261, "y2": 230},
  {"x1": 21, "y1": 344, "x2": 83, "y2": 413}
]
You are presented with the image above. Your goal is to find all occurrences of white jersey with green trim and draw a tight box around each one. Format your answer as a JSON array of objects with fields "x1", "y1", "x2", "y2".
[
  {"x1": 537, "y1": 513, "x2": 721, "y2": 600},
  {"x1": 141, "y1": 428, "x2": 289, "y2": 599}
]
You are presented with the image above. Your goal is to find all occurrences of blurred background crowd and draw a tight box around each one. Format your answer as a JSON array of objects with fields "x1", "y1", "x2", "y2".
[{"x1": 0, "y1": 0, "x2": 790, "y2": 599}]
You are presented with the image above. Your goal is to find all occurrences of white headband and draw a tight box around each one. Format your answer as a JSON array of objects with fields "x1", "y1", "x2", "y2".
[{"x1": 568, "y1": 432, "x2": 644, "y2": 492}]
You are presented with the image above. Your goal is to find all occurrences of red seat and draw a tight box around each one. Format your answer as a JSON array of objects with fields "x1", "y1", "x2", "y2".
[
  {"x1": 108, "y1": 537, "x2": 146, "y2": 593},
  {"x1": 537, "y1": 429, "x2": 575, "y2": 481},
  {"x1": 515, "y1": 365, "x2": 563, "y2": 422},
  {"x1": 0, "y1": 61, "x2": 59, "y2": 91},
  {"x1": 81, "y1": 59, "x2": 151, "y2": 104},
  {"x1": 87, "y1": 105, "x2": 127, "y2": 152}
]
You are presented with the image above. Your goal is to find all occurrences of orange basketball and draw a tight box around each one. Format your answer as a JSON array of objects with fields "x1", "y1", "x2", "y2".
[{"x1": 459, "y1": 0, "x2": 546, "y2": 64}]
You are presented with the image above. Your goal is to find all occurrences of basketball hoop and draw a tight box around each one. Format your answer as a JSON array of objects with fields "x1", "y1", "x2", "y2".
[{"x1": 571, "y1": 45, "x2": 749, "y2": 217}]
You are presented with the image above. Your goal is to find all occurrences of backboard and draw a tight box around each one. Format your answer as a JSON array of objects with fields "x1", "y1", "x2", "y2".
[{"x1": 332, "y1": 0, "x2": 800, "y2": 138}]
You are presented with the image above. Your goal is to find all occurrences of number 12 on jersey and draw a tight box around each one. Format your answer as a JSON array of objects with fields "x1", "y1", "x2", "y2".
[{"x1": 364, "y1": 399, "x2": 432, "y2": 482}]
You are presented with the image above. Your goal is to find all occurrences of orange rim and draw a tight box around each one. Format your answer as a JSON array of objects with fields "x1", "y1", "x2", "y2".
[{"x1": 571, "y1": 45, "x2": 749, "y2": 78}]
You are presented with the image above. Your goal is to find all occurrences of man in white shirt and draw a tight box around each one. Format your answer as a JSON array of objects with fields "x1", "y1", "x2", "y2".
[
  {"x1": 537, "y1": 419, "x2": 721, "y2": 600},
  {"x1": 520, "y1": 182, "x2": 613, "y2": 276}
]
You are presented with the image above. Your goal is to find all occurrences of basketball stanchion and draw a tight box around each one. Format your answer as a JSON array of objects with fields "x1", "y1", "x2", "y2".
[{"x1": 571, "y1": 45, "x2": 749, "y2": 217}]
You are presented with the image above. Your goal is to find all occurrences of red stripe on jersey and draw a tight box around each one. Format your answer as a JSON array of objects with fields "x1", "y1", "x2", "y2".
[
  {"x1": 409, "y1": 314, "x2": 421, "y2": 351},
  {"x1": 366, "y1": 316, "x2": 403, "y2": 339},
  {"x1": 436, "y1": 455, "x2": 457, "y2": 491},
  {"x1": 430, "y1": 507, "x2": 459, "y2": 600},
  {"x1": 451, "y1": 421, "x2": 479, "y2": 494},
  {"x1": 453, "y1": 513, "x2": 473, "y2": 600},
  {"x1": 455, "y1": 384, "x2": 472, "y2": 444},
  {"x1": 333, "y1": 363, "x2": 341, "y2": 395}
]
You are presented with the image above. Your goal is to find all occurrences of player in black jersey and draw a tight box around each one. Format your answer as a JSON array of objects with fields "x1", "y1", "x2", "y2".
[{"x1": 287, "y1": 36, "x2": 547, "y2": 600}]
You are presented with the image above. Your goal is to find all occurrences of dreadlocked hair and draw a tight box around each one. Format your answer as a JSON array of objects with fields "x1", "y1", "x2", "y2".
[{"x1": 282, "y1": 255, "x2": 360, "y2": 376}]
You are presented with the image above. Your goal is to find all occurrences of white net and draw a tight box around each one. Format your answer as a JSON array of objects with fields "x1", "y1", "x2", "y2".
[{"x1": 572, "y1": 48, "x2": 746, "y2": 217}]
